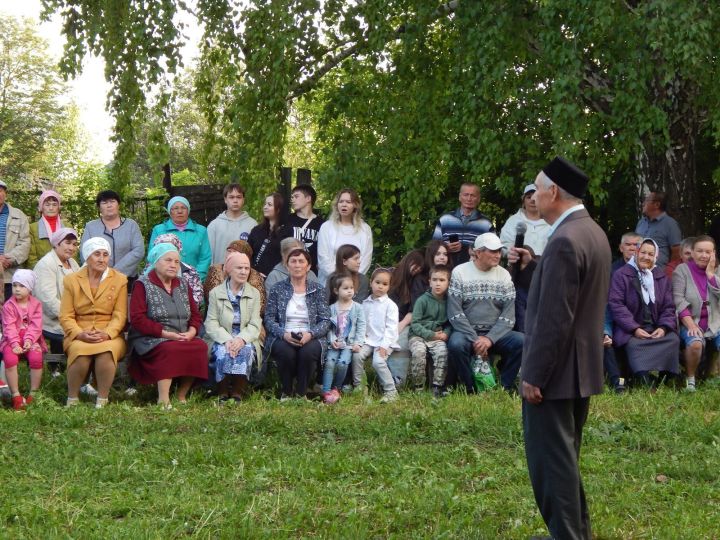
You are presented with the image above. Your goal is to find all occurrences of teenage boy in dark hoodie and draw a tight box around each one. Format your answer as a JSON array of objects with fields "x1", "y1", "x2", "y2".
[{"x1": 286, "y1": 184, "x2": 324, "y2": 273}]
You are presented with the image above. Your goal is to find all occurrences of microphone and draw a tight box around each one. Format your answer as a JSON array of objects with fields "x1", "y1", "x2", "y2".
[
  {"x1": 510, "y1": 222, "x2": 527, "y2": 278},
  {"x1": 514, "y1": 222, "x2": 527, "y2": 251}
]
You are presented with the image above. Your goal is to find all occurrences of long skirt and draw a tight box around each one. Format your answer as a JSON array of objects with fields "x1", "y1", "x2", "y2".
[
  {"x1": 625, "y1": 332, "x2": 680, "y2": 374},
  {"x1": 128, "y1": 338, "x2": 208, "y2": 385}
]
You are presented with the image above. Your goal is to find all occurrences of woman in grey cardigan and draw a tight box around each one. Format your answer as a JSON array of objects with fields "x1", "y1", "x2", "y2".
[
  {"x1": 205, "y1": 252, "x2": 263, "y2": 401},
  {"x1": 81, "y1": 190, "x2": 145, "y2": 285},
  {"x1": 672, "y1": 235, "x2": 720, "y2": 392},
  {"x1": 264, "y1": 248, "x2": 330, "y2": 399}
]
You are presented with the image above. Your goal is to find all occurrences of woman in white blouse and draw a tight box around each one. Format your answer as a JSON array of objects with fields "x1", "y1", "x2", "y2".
[
  {"x1": 317, "y1": 188, "x2": 373, "y2": 284},
  {"x1": 264, "y1": 248, "x2": 331, "y2": 399}
]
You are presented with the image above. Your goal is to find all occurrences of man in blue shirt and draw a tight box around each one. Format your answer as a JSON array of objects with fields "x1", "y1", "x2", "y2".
[{"x1": 635, "y1": 192, "x2": 681, "y2": 271}]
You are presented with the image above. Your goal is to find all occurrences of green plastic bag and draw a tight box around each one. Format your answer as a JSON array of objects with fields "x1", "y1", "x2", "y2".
[{"x1": 472, "y1": 356, "x2": 497, "y2": 392}]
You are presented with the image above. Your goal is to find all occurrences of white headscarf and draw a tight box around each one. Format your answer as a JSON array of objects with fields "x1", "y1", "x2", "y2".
[
  {"x1": 82, "y1": 237, "x2": 112, "y2": 262},
  {"x1": 628, "y1": 238, "x2": 659, "y2": 304},
  {"x1": 12, "y1": 269, "x2": 36, "y2": 292}
]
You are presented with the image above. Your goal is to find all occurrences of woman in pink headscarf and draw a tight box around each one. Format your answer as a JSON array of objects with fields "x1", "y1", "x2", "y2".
[
  {"x1": 205, "y1": 252, "x2": 263, "y2": 402},
  {"x1": 28, "y1": 190, "x2": 67, "y2": 268}
]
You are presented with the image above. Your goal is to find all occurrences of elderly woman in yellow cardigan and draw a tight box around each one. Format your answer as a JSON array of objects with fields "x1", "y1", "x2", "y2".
[{"x1": 59, "y1": 237, "x2": 128, "y2": 408}]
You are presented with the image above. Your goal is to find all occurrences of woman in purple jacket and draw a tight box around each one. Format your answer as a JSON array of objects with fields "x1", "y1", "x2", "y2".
[{"x1": 608, "y1": 238, "x2": 679, "y2": 385}]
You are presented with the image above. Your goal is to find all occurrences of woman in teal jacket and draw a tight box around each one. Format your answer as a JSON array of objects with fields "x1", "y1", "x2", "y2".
[{"x1": 149, "y1": 196, "x2": 212, "y2": 280}]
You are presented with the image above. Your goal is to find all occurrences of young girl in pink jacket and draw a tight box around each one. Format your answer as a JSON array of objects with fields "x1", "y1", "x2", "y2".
[{"x1": 1, "y1": 269, "x2": 47, "y2": 410}]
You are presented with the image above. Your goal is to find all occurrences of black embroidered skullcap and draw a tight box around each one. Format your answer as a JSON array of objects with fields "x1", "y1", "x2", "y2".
[{"x1": 542, "y1": 157, "x2": 589, "y2": 199}]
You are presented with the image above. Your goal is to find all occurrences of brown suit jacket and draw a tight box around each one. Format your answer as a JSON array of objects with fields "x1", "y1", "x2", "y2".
[{"x1": 521, "y1": 208, "x2": 611, "y2": 399}]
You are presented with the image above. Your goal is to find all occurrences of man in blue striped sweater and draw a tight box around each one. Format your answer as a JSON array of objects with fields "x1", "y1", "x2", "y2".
[{"x1": 432, "y1": 183, "x2": 494, "y2": 266}]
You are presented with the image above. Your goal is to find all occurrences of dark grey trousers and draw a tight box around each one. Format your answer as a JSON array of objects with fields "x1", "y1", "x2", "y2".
[{"x1": 522, "y1": 397, "x2": 591, "y2": 540}]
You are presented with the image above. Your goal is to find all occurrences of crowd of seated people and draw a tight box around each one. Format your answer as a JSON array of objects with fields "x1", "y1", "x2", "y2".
[{"x1": 0, "y1": 180, "x2": 717, "y2": 410}]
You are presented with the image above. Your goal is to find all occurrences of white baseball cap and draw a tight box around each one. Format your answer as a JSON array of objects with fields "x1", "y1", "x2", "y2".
[
  {"x1": 523, "y1": 183, "x2": 537, "y2": 196},
  {"x1": 474, "y1": 233, "x2": 503, "y2": 251}
]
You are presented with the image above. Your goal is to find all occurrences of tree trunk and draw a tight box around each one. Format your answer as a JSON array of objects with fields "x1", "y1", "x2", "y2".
[{"x1": 635, "y1": 93, "x2": 701, "y2": 236}]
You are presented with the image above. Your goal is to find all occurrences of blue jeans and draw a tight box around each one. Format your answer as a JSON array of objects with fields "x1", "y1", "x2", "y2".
[
  {"x1": 322, "y1": 348, "x2": 353, "y2": 392},
  {"x1": 448, "y1": 330, "x2": 524, "y2": 392}
]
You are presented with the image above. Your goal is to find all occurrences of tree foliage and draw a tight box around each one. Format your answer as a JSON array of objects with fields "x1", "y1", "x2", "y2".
[
  {"x1": 127, "y1": 69, "x2": 210, "y2": 188},
  {"x1": 42, "y1": 0, "x2": 720, "y2": 255},
  {"x1": 40, "y1": 0, "x2": 185, "y2": 188},
  {"x1": 0, "y1": 16, "x2": 67, "y2": 183}
]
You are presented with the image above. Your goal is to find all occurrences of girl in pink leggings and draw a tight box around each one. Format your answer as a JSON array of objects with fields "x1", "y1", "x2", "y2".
[{"x1": 1, "y1": 270, "x2": 47, "y2": 410}]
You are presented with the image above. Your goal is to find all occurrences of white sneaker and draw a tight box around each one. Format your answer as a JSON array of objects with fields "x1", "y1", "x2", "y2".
[
  {"x1": 66, "y1": 397, "x2": 80, "y2": 407},
  {"x1": 95, "y1": 397, "x2": 109, "y2": 409},
  {"x1": 379, "y1": 391, "x2": 399, "y2": 404},
  {"x1": 125, "y1": 387, "x2": 138, "y2": 396},
  {"x1": 685, "y1": 380, "x2": 697, "y2": 392},
  {"x1": 81, "y1": 384, "x2": 98, "y2": 397}
]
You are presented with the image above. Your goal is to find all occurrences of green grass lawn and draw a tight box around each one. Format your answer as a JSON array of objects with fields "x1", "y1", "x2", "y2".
[{"x1": 2, "y1": 376, "x2": 719, "y2": 539}]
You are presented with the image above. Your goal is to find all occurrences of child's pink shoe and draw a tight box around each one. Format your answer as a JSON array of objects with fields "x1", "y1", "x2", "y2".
[
  {"x1": 323, "y1": 391, "x2": 339, "y2": 404},
  {"x1": 12, "y1": 395, "x2": 26, "y2": 410}
]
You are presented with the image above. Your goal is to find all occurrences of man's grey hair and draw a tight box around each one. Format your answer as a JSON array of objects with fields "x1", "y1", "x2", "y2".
[
  {"x1": 281, "y1": 237, "x2": 305, "y2": 261},
  {"x1": 537, "y1": 171, "x2": 582, "y2": 204},
  {"x1": 620, "y1": 231, "x2": 642, "y2": 243},
  {"x1": 680, "y1": 236, "x2": 695, "y2": 251}
]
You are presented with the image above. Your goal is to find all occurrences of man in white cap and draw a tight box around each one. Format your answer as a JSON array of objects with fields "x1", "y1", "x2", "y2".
[
  {"x1": 447, "y1": 232, "x2": 524, "y2": 393},
  {"x1": 499, "y1": 183, "x2": 550, "y2": 256}
]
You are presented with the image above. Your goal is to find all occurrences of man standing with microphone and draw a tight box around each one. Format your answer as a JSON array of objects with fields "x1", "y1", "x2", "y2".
[
  {"x1": 512, "y1": 157, "x2": 610, "y2": 540},
  {"x1": 503, "y1": 183, "x2": 550, "y2": 332},
  {"x1": 500, "y1": 183, "x2": 550, "y2": 256}
]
